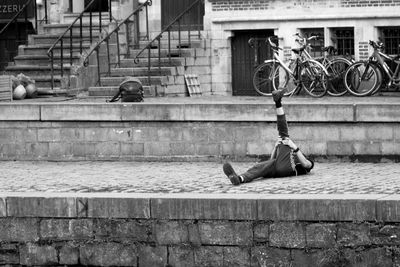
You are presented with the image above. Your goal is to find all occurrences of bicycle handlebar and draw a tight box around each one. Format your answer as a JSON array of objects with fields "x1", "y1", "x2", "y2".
[
  {"x1": 369, "y1": 40, "x2": 384, "y2": 50},
  {"x1": 267, "y1": 36, "x2": 282, "y2": 51}
]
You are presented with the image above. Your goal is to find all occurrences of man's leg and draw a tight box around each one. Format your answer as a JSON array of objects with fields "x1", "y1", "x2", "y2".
[
  {"x1": 223, "y1": 160, "x2": 276, "y2": 185},
  {"x1": 272, "y1": 88, "x2": 289, "y2": 139}
]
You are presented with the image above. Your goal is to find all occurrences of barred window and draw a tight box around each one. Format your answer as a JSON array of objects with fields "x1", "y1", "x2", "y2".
[
  {"x1": 300, "y1": 28, "x2": 324, "y2": 57},
  {"x1": 331, "y1": 28, "x2": 354, "y2": 56},
  {"x1": 380, "y1": 27, "x2": 400, "y2": 55}
]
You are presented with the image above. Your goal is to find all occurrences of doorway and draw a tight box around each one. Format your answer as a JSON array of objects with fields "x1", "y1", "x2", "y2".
[{"x1": 231, "y1": 30, "x2": 275, "y2": 96}]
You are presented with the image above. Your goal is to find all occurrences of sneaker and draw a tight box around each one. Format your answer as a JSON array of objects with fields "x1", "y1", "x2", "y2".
[
  {"x1": 272, "y1": 88, "x2": 286, "y2": 103},
  {"x1": 223, "y1": 162, "x2": 241, "y2": 185}
]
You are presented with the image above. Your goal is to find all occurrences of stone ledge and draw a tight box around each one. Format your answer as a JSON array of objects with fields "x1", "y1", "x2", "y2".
[
  {"x1": 0, "y1": 193, "x2": 396, "y2": 222},
  {"x1": 0, "y1": 102, "x2": 397, "y2": 122}
]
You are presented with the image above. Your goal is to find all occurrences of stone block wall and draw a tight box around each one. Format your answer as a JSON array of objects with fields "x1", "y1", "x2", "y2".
[
  {"x1": 0, "y1": 102, "x2": 399, "y2": 161},
  {"x1": 1, "y1": 193, "x2": 400, "y2": 266}
]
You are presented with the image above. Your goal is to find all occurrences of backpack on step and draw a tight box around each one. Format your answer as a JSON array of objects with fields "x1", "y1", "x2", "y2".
[{"x1": 108, "y1": 77, "x2": 144, "y2": 102}]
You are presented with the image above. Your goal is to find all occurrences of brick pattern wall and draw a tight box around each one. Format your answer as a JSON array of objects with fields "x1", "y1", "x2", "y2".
[
  {"x1": 209, "y1": 0, "x2": 400, "y2": 11},
  {"x1": 210, "y1": 0, "x2": 271, "y2": 11},
  {"x1": 341, "y1": 0, "x2": 400, "y2": 7},
  {"x1": 359, "y1": 41, "x2": 370, "y2": 60},
  {"x1": 1, "y1": 195, "x2": 400, "y2": 266}
]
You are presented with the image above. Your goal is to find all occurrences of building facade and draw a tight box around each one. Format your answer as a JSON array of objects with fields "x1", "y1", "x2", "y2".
[{"x1": 204, "y1": 0, "x2": 400, "y2": 95}]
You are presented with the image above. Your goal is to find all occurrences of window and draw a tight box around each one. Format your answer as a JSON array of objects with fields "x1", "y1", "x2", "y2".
[
  {"x1": 331, "y1": 28, "x2": 354, "y2": 56},
  {"x1": 380, "y1": 27, "x2": 400, "y2": 55},
  {"x1": 300, "y1": 28, "x2": 324, "y2": 57}
]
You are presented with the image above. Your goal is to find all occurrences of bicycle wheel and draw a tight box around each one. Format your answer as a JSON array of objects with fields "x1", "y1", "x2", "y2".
[
  {"x1": 344, "y1": 61, "x2": 381, "y2": 96},
  {"x1": 300, "y1": 60, "x2": 328, "y2": 97},
  {"x1": 252, "y1": 61, "x2": 276, "y2": 96},
  {"x1": 369, "y1": 64, "x2": 384, "y2": 95},
  {"x1": 325, "y1": 57, "x2": 352, "y2": 96},
  {"x1": 271, "y1": 64, "x2": 298, "y2": 96}
]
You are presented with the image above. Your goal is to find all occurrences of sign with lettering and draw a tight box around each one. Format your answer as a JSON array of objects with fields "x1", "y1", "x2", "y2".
[{"x1": 0, "y1": 0, "x2": 34, "y2": 19}]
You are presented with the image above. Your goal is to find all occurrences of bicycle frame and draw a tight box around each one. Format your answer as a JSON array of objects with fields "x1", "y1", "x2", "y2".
[{"x1": 370, "y1": 45, "x2": 400, "y2": 85}]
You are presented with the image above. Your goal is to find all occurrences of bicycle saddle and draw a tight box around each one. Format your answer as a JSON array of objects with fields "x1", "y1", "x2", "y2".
[
  {"x1": 323, "y1": 46, "x2": 337, "y2": 54},
  {"x1": 291, "y1": 47, "x2": 305, "y2": 54}
]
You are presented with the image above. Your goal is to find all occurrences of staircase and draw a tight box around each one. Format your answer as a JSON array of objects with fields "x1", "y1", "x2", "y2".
[
  {"x1": 5, "y1": 13, "x2": 111, "y2": 95},
  {"x1": 88, "y1": 33, "x2": 210, "y2": 98}
]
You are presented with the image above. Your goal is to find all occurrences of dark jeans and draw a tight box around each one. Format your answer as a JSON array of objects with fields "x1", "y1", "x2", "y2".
[{"x1": 241, "y1": 114, "x2": 295, "y2": 182}]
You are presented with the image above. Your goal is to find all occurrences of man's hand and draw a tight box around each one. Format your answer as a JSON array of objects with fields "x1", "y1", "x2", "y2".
[{"x1": 281, "y1": 138, "x2": 298, "y2": 150}]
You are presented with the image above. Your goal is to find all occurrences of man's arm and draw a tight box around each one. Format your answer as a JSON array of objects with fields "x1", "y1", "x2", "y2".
[{"x1": 282, "y1": 138, "x2": 312, "y2": 169}]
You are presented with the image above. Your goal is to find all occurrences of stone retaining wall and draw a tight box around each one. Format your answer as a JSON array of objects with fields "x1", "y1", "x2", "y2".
[
  {"x1": 1, "y1": 193, "x2": 400, "y2": 266},
  {"x1": 0, "y1": 103, "x2": 398, "y2": 160}
]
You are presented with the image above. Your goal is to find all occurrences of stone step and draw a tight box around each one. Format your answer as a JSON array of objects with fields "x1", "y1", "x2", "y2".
[
  {"x1": 119, "y1": 57, "x2": 184, "y2": 68},
  {"x1": 88, "y1": 85, "x2": 157, "y2": 97},
  {"x1": 109, "y1": 67, "x2": 180, "y2": 77},
  {"x1": 29, "y1": 33, "x2": 100, "y2": 45},
  {"x1": 42, "y1": 23, "x2": 105, "y2": 35},
  {"x1": 148, "y1": 30, "x2": 205, "y2": 40},
  {"x1": 12, "y1": 75, "x2": 64, "y2": 89},
  {"x1": 130, "y1": 48, "x2": 194, "y2": 58},
  {"x1": 20, "y1": 43, "x2": 91, "y2": 56},
  {"x1": 100, "y1": 76, "x2": 167, "y2": 86},
  {"x1": 62, "y1": 12, "x2": 110, "y2": 24},
  {"x1": 136, "y1": 39, "x2": 203, "y2": 49},
  {"x1": 5, "y1": 65, "x2": 72, "y2": 76},
  {"x1": 13, "y1": 54, "x2": 81, "y2": 66}
]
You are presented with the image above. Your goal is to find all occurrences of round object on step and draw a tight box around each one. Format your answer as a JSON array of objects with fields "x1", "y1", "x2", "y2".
[
  {"x1": 25, "y1": 83, "x2": 38, "y2": 98},
  {"x1": 13, "y1": 85, "x2": 26, "y2": 100}
]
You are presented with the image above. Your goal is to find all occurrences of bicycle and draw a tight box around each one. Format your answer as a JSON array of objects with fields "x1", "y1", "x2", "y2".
[
  {"x1": 252, "y1": 36, "x2": 328, "y2": 97},
  {"x1": 343, "y1": 40, "x2": 400, "y2": 96},
  {"x1": 294, "y1": 33, "x2": 353, "y2": 97}
]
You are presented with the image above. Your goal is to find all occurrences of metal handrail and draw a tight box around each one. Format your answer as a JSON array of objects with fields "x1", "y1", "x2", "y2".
[
  {"x1": 0, "y1": 0, "x2": 36, "y2": 36},
  {"x1": 133, "y1": 0, "x2": 203, "y2": 84},
  {"x1": 47, "y1": 0, "x2": 112, "y2": 90},
  {"x1": 82, "y1": 0, "x2": 152, "y2": 86}
]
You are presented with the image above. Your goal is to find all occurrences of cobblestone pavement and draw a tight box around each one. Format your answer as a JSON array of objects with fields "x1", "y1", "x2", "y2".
[{"x1": 0, "y1": 161, "x2": 399, "y2": 194}]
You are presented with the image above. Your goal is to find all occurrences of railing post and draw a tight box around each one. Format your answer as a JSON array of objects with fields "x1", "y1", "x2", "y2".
[
  {"x1": 79, "y1": 16, "x2": 83, "y2": 54},
  {"x1": 60, "y1": 38, "x2": 64, "y2": 77},
  {"x1": 116, "y1": 29, "x2": 121, "y2": 67},
  {"x1": 158, "y1": 38, "x2": 161, "y2": 74},
  {"x1": 99, "y1": 0, "x2": 102, "y2": 33},
  {"x1": 34, "y1": 0, "x2": 38, "y2": 33},
  {"x1": 145, "y1": 4, "x2": 149, "y2": 41},
  {"x1": 109, "y1": 0, "x2": 112, "y2": 22},
  {"x1": 70, "y1": 29, "x2": 73, "y2": 66},
  {"x1": 168, "y1": 29, "x2": 171, "y2": 65},
  {"x1": 50, "y1": 50, "x2": 54, "y2": 90},
  {"x1": 147, "y1": 46, "x2": 151, "y2": 86},
  {"x1": 106, "y1": 37, "x2": 111, "y2": 76},
  {"x1": 96, "y1": 48, "x2": 101, "y2": 86},
  {"x1": 134, "y1": 12, "x2": 139, "y2": 49},
  {"x1": 24, "y1": 4, "x2": 28, "y2": 40},
  {"x1": 90, "y1": 9, "x2": 93, "y2": 43},
  {"x1": 44, "y1": 0, "x2": 48, "y2": 24},
  {"x1": 125, "y1": 22, "x2": 130, "y2": 57},
  {"x1": 178, "y1": 20, "x2": 181, "y2": 56},
  {"x1": 198, "y1": 0, "x2": 201, "y2": 38}
]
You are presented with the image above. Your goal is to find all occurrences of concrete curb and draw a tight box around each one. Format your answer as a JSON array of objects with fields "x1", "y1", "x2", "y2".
[
  {"x1": 1, "y1": 192, "x2": 399, "y2": 222},
  {"x1": 0, "y1": 103, "x2": 398, "y2": 122}
]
